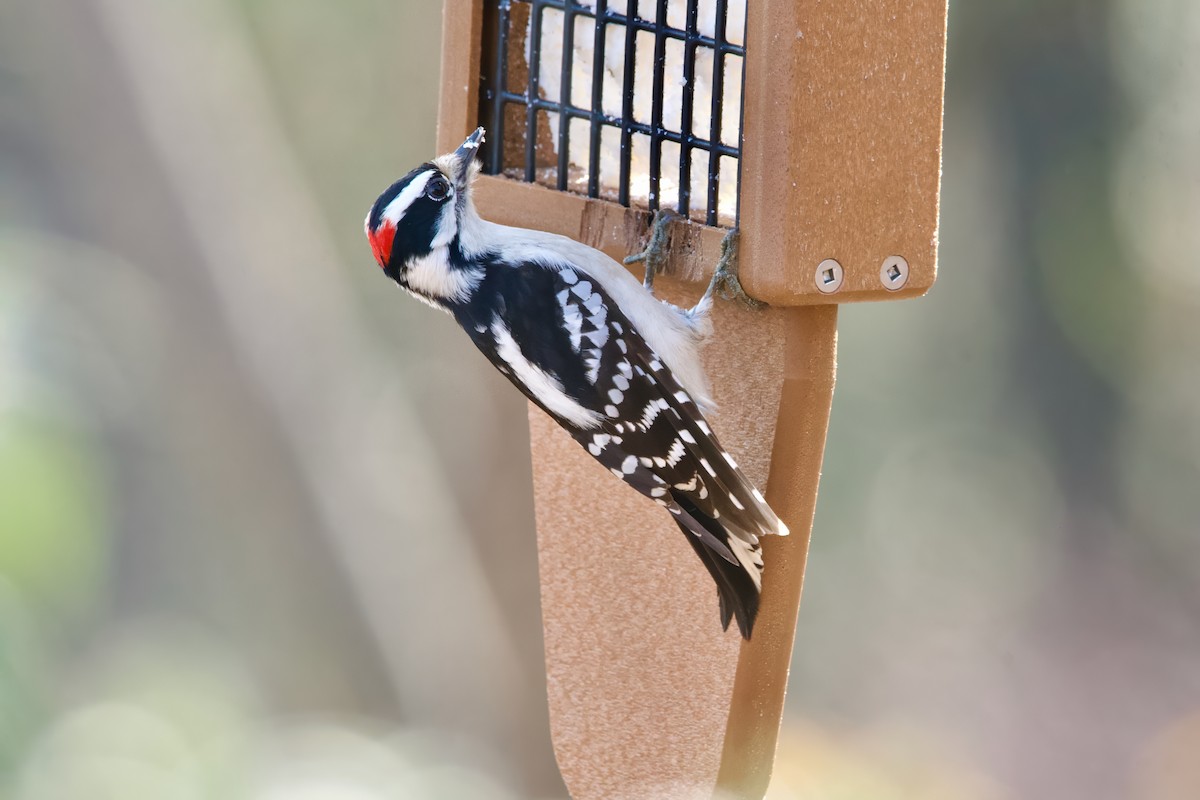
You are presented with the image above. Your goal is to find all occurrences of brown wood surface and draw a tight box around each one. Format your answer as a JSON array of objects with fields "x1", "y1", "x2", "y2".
[
  {"x1": 740, "y1": 0, "x2": 948, "y2": 305},
  {"x1": 716, "y1": 305, "x2": 837, "y2": 799},
  {"x1": 435, "y1": 0, "x2": 944, "y2": 797},
  {"x1": 530, "y1": 298, "x2": 836, "y2": 800},
  {"x1": 436, "y1": 0, "x2": 484, "y2": 156}
]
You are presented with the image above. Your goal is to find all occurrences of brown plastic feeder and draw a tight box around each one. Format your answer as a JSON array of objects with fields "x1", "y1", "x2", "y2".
[{"x1": 436, "y1": 1, "x2": 947, "y2": 797}]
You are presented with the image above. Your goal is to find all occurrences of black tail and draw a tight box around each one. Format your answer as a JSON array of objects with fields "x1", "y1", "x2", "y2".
[{"x1": 674, "y1": 498, "x2": 761, "y2": 639}]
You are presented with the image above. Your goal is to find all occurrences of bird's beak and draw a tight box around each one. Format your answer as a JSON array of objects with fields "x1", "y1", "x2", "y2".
[{"x1": 452, "y1": 127, "x2": 486, "y2": 189}]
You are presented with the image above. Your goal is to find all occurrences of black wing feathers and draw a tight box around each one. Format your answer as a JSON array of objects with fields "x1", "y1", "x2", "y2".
[
  {"x1": 457, "y1": 260, "x2": 595, "y2": 400},
  {"x1": 676, "y1": 496, "x2": 760, "y2": 637}
]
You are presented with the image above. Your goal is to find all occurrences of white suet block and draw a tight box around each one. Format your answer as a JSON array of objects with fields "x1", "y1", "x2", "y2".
[{"x1": 532, "y1": 0, "x2": 746, "y2": 218}]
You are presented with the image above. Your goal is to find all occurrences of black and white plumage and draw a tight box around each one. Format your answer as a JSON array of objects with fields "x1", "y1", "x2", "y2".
[{"x1": 365, "y1": 128, "x2": 788, "y2": 638}]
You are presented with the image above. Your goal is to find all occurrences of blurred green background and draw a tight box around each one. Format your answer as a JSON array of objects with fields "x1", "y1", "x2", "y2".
[{"x1": 1, "y1": 0, "x2": 1198, "y2": 797}]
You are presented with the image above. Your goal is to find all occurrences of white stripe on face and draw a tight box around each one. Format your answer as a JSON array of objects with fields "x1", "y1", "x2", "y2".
[
  {"x1": 382, "y1": 169, "x2": 435, "y2": 225},
  {"x1": 429, "y1": 201, "x2": 458, "y2": 249},
  {"x1": 492, "y1": 320, "x2": 602, "y2": 430}
]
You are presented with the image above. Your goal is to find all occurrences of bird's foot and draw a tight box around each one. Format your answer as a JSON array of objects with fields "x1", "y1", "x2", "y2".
[
  {"x1": 624, "y1": 208, "x2": 679, "y2": 293},
  {"x1": 695, "y1": 227, "x2": 765, "y2": 313}
]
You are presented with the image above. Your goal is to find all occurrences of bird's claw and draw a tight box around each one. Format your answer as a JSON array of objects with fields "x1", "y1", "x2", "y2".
[
  {"x1": 627, "y1": 212, "x2": 765, "y2": 310},
  {"x1": 701, "y1": 228, "x2": 765, "y2": 310},
  {"x1": 625, "y1": 208, "x2": 679, "y2": 292}
]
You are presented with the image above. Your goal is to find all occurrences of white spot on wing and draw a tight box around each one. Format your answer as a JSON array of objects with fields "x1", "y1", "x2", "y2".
[
  {"x1": 560, "y1": 295, "x2": 584, "y2": 351},
  {"x1": 640, "y1": 397, "x2": 669, "y2": 429},
  {"x1": 584, "y1": 355, "x2": 600, "y2": 382},
  {"x1": 587, "y1": 307, "x2": 608, "y2": 339},
  {"x1": 584, "y1": 329, "x2": 608, "y2": 348}
]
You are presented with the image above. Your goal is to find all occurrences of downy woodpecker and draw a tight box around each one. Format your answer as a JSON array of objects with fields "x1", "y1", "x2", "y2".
[{"x1": 365, "y1": 128, "x2": 788, "y2": 638}]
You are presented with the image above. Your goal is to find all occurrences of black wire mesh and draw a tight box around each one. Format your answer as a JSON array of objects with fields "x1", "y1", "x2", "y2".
[{"x1": 480, "y1": 0, "x2": 746, "y2": 227}]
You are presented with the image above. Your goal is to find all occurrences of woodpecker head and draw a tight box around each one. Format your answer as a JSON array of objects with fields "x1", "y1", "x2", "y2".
[{"x1": 365, "y1": 128, "x2": 485, "y2": 303}]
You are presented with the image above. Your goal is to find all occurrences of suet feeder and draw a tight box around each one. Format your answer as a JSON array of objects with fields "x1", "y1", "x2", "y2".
[{"x1": 436, "y1": 0, "x2": 948, "y2": 796}]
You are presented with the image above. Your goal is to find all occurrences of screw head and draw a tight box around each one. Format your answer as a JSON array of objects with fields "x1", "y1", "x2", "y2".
[
  {"x1": 880, "y1": 256, "x2": 909, "y2": 291},
  {"x1": 816, "y1": 259, "x2": 843, "y2": 294}
]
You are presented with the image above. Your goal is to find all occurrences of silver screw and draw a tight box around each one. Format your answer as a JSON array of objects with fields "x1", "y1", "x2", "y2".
[
  {"x1": 880, "y1": 256, "x2": 909, "y2": 291},
  {"x1": 816, "y1": 259, "x2": 843, "y2": 294}
]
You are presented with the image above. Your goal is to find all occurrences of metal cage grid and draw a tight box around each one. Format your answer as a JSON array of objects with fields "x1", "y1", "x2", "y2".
[{"x1": 481, "y1": 0, "x2": 746, "y2": 226}]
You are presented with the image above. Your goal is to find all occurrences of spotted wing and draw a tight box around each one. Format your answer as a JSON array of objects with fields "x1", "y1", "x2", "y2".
[
  {"x1": 458, "y1": 259, "x2": 786, "y2": 637},
  {"x1": 573, "y1": 305, "x2": 790, "y2": 625}
]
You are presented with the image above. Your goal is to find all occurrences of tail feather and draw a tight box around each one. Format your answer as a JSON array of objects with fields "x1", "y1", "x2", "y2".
[{"x1": 674, "y1": 497, "x2": 761, "y2": 639}]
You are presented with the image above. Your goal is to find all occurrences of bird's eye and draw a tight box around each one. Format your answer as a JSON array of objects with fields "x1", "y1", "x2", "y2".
[{"x1": 426, "y1": 176, "x2": 451, "y2": 202}]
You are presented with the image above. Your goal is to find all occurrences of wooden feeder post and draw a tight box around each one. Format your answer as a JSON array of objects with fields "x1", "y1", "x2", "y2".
[{"x1": 436, "y1": 1, "x2": 947, "y2": 797}]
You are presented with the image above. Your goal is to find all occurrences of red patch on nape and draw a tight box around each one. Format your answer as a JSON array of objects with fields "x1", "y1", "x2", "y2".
[{"x1": 368, "y1": 221, "x2": 396, "y2": 268}]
